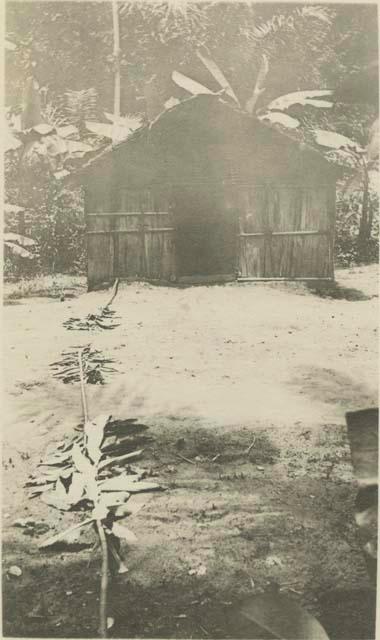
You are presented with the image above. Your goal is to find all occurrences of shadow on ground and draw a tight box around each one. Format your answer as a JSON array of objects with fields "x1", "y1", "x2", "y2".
[
  {"x1": 3, "y1": 546, "x2": 376, "y2": 639},
  {"x1": 305, "y1": 280, "x2": 373, "y2": 301},
  {"x1": 292, "y1": 367, "x2": 377, "y2": 411},
  {"x1": 3, "y1": 420, "x2": 376, "y2": 639}
]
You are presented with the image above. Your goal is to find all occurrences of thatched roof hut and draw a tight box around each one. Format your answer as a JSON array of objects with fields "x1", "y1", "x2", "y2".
[{"x1": 79, "y1": 94, "x2": 338, "y2": 288}]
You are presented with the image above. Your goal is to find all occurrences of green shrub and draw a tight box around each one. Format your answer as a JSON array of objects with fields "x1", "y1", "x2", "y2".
[
  {"x1": 335, "y1": 187, "x2": 379, "y2": 267},
  {"x1": 5, "y1": 155, "x2": 86, "y2": 279}
]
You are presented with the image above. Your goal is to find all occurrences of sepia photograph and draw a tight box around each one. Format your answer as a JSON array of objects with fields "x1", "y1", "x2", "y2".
[{"x1": 3, "y1": 1, "x2": 379, "y2": 638}]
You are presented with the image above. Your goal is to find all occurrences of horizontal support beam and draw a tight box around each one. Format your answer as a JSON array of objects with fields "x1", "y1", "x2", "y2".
[
  {"x1": 87, "y1": 228, "x2": 174, "y2": 235},
  {"x1": 239, "y1": 230, "x2": 329, "y2": 237},
  {"x1": 87, "y1": 212, "x2": 170, "y2": 216},
  {"x1": 177, "y1": 274, "x2": 235, "y2": 284},
  {"x1": 114, "y1": 182, "x2": 333, "y2": 189},
  {"x1": 238, "y1": 277, "x2": 334, "y2": 282}
]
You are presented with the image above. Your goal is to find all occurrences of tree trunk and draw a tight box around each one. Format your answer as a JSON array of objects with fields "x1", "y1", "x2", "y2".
[
  {"x1": 18, "y1": 211, "x2": 26, "y2": 236},
  {"x1": 358, "y1": 164, "x2": 371, "y2": 261},
  {"x1": 112, "y1": 0, "x2": 121, "y2": 144}
]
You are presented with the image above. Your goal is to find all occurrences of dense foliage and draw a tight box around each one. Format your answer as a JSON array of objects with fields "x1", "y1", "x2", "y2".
[
  {"x1": 4, "y1": 1, "x2": 379, "y2": 278},
  {"x1": 4, "y1": 156, "x2": 86, "y2": 277},
  {"x1": 335, "y1": 186, "x2": 379, "y2": 267}
]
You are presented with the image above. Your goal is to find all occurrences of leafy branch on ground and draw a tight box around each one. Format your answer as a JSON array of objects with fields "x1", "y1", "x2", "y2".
[
  {"x1": 63, "y1": 307, "x2": 120, "y2": 331},
  {"x1": 50, "y1": 344, "x2": 118, "y2": 385},
  {"x1": 63, "y1": 280, "x2": 120, "y2": 331},
  {"x1": 28, "y1": 349, "x2": 164, "y2": 637}
]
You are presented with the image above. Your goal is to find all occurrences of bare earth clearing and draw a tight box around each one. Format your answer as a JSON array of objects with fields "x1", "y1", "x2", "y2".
[{"x1": 2, "y1": 266, "x2": 378, "y2": 639}]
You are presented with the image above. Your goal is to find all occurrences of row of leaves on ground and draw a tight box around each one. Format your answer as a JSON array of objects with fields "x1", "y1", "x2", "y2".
[
  {"x1": 20, "y1": 282, "x2": 377, "y2": 639},
  {"x1": 31, "y1": 281, "x2": 160, "y2": 635}
]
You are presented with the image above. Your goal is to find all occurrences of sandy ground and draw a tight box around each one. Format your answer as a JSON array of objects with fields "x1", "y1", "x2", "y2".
[{"x1": 2, "y1": 265, "x2": 378, "y2": 638}]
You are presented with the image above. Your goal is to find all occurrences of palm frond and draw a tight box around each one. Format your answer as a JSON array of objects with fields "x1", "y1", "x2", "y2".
[
  {"x1": 172, "y1": 71, "x2": 214, "y2": 96},
  {"x1": 267, "y1": 90, "x2": 333, "y2": 112},
  {"x1": 245, "y1": 54, "x2": 269, "y2": 114},
  {"x1": 250, "y1": 5, "x2": 332, "y2": 43},
  {"x1": 295, "y1": 6, "x2": 332, "y2": 24},
  {"x1": 196, "y1": 50, "x2": 240, "y2": 105},
  {"x1": 64, "y1": 88, "x2": 99, "y2": 125}
]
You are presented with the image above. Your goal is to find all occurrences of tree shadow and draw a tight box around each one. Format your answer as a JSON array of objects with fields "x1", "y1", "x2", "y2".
[
  {"x1": 2, "y1": 547, "x2": 234, "y2": 638},
  {"x1": 3, "y1": 544, "x2": 376, "y2": 639},
  {"x1": 291, "y1": 366, "x2": 376, "y2": 410},
  {"x1": 305, "y1": 280, "x2": 372, "y2": 301}
]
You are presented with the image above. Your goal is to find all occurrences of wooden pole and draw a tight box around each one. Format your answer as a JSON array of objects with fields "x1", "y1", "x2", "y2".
[
  {"x1": 112, "y1": 0, "x2": 121, "y2": 144},
  {"x1": 105, "y1": 278, "x2": 119, "y2": 309},
  {"x1": 97, "y1": 519, "x2": 109, "y2": 638},
  {"x1": 78, "y1": 349, "x2": 89, "y2": 424},
  {"x1": 358, "y1": 160, "x2": 370, "y2": 259}
]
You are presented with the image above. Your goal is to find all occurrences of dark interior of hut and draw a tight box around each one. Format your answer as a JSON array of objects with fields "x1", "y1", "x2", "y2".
[{"x1": 173, "y1": 186, "x2": 238, "y2": 276}]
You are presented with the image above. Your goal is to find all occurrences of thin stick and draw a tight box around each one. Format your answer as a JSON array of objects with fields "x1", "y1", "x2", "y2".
[
  {"x1": 78, "y1": 349, "x2": 89, "y2": 424},
  {"x1": 105, "y1": 278, "x2": 119, "y2": 309},
  {"x1": 97, "y1": 520, "x2": 109, "y2": 638},
  {"x1": 199, "y1": 625, "x2": 210, "y2": 637},
  {"x1": 245, "y1": 438, "x2": 256, "y2": 456},
  {"x1": 176, "y1": 453, "x2": 196, "y2": 465}
]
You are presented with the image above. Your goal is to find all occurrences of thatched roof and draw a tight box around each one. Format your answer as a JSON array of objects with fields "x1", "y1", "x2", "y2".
[{"x1": 72, "y1": 93, "x2": 337, "y2": 184}]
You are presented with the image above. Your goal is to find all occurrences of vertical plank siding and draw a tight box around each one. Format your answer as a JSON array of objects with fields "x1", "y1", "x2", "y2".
[
  {"x1": 86, "y1": 181, "x2": 335, "y2": 286},
  {"x1": 239, "y1": 236, "x2": 265, "y2": 279},
  {"x1": 238, "y1": 184, "x2": 334, "y2": 279},
  {"x1": 83, "y1": 100, "x2": 337, "y2": 287},
  {"x1": 86, "y1": 188, "x2": 176, "y2": 287},
  {"x1": 87, "y1": 231, "x2": 114, "y2": 286},
  {"x1": 117, "y1": 214, "x2": 144, "y2": 278}
]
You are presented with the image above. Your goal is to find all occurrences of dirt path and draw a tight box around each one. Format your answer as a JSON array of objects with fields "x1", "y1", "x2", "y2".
[{"x1": 2, "y1": 266, "x2": 378, "y2": 638}]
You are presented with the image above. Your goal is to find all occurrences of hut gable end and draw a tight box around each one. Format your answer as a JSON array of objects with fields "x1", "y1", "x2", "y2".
[{"x1": 83, "y1": 95, "x2": 337, "y2": 288}]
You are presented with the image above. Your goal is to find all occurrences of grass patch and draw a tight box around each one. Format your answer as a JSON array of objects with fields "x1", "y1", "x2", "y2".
[{"x1": 3, "y1": 274, "x2": 86, "y2": 302}]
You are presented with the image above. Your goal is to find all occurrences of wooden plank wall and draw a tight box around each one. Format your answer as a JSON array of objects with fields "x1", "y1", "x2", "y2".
[
  {"x1": 144, "y1": 212, "x2": 176, "y2": 280},
  {"x1": 86, "y1": 189, "x2": 114, "y2": 287},
  {"x1": 86, "y1": 180, "x2": 335, "y2": 286},
  {"x1": 238, "y1": 184, "x2": 334, "y2": 279},
  {"x1": 239, "y1": 234, "x2": 332, "y2": 279},
  {"x1": 86, "y1": 187, "x2": 176, "y2": 287}
]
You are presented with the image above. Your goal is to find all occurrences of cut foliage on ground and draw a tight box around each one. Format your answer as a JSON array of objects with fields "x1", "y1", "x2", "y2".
[
  {"x1": 50, "y1": 344, "x2": 118, "y2": 385},
  {"x1": 2, "y1": 265, "x2": 378, "y2": 639}
]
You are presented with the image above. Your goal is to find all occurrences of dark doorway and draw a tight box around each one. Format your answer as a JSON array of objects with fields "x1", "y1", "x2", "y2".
[{"x1": 173, "y1": 187, "x2": 237, "y2": 278}]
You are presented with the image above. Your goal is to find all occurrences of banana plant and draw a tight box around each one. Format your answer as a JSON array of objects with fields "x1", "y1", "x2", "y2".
[
  {"x1": 84, "y1": 113, "x2": 141, "y2": 142},
  {"x1": 4, "y1": 231, "x2": 36, "y2": 260},
  {"x1": 313, "y1": 128, "x2": 378, "y2": 250},
  {"x1": 169, "y1": 49, "x2": 338, "y2": 169},
  {"x1": 171, "y1": 49, "x2": 378, "y2": 252},
  {"x1": 5, "y1": 74, "x2": 95, "y2": 177},
  {"x1": 171, "y1": 47, "x2": 333, "y2": 133},
  {"x1": 4, "y1": 203, "x2": 37, "y2": 259}
]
